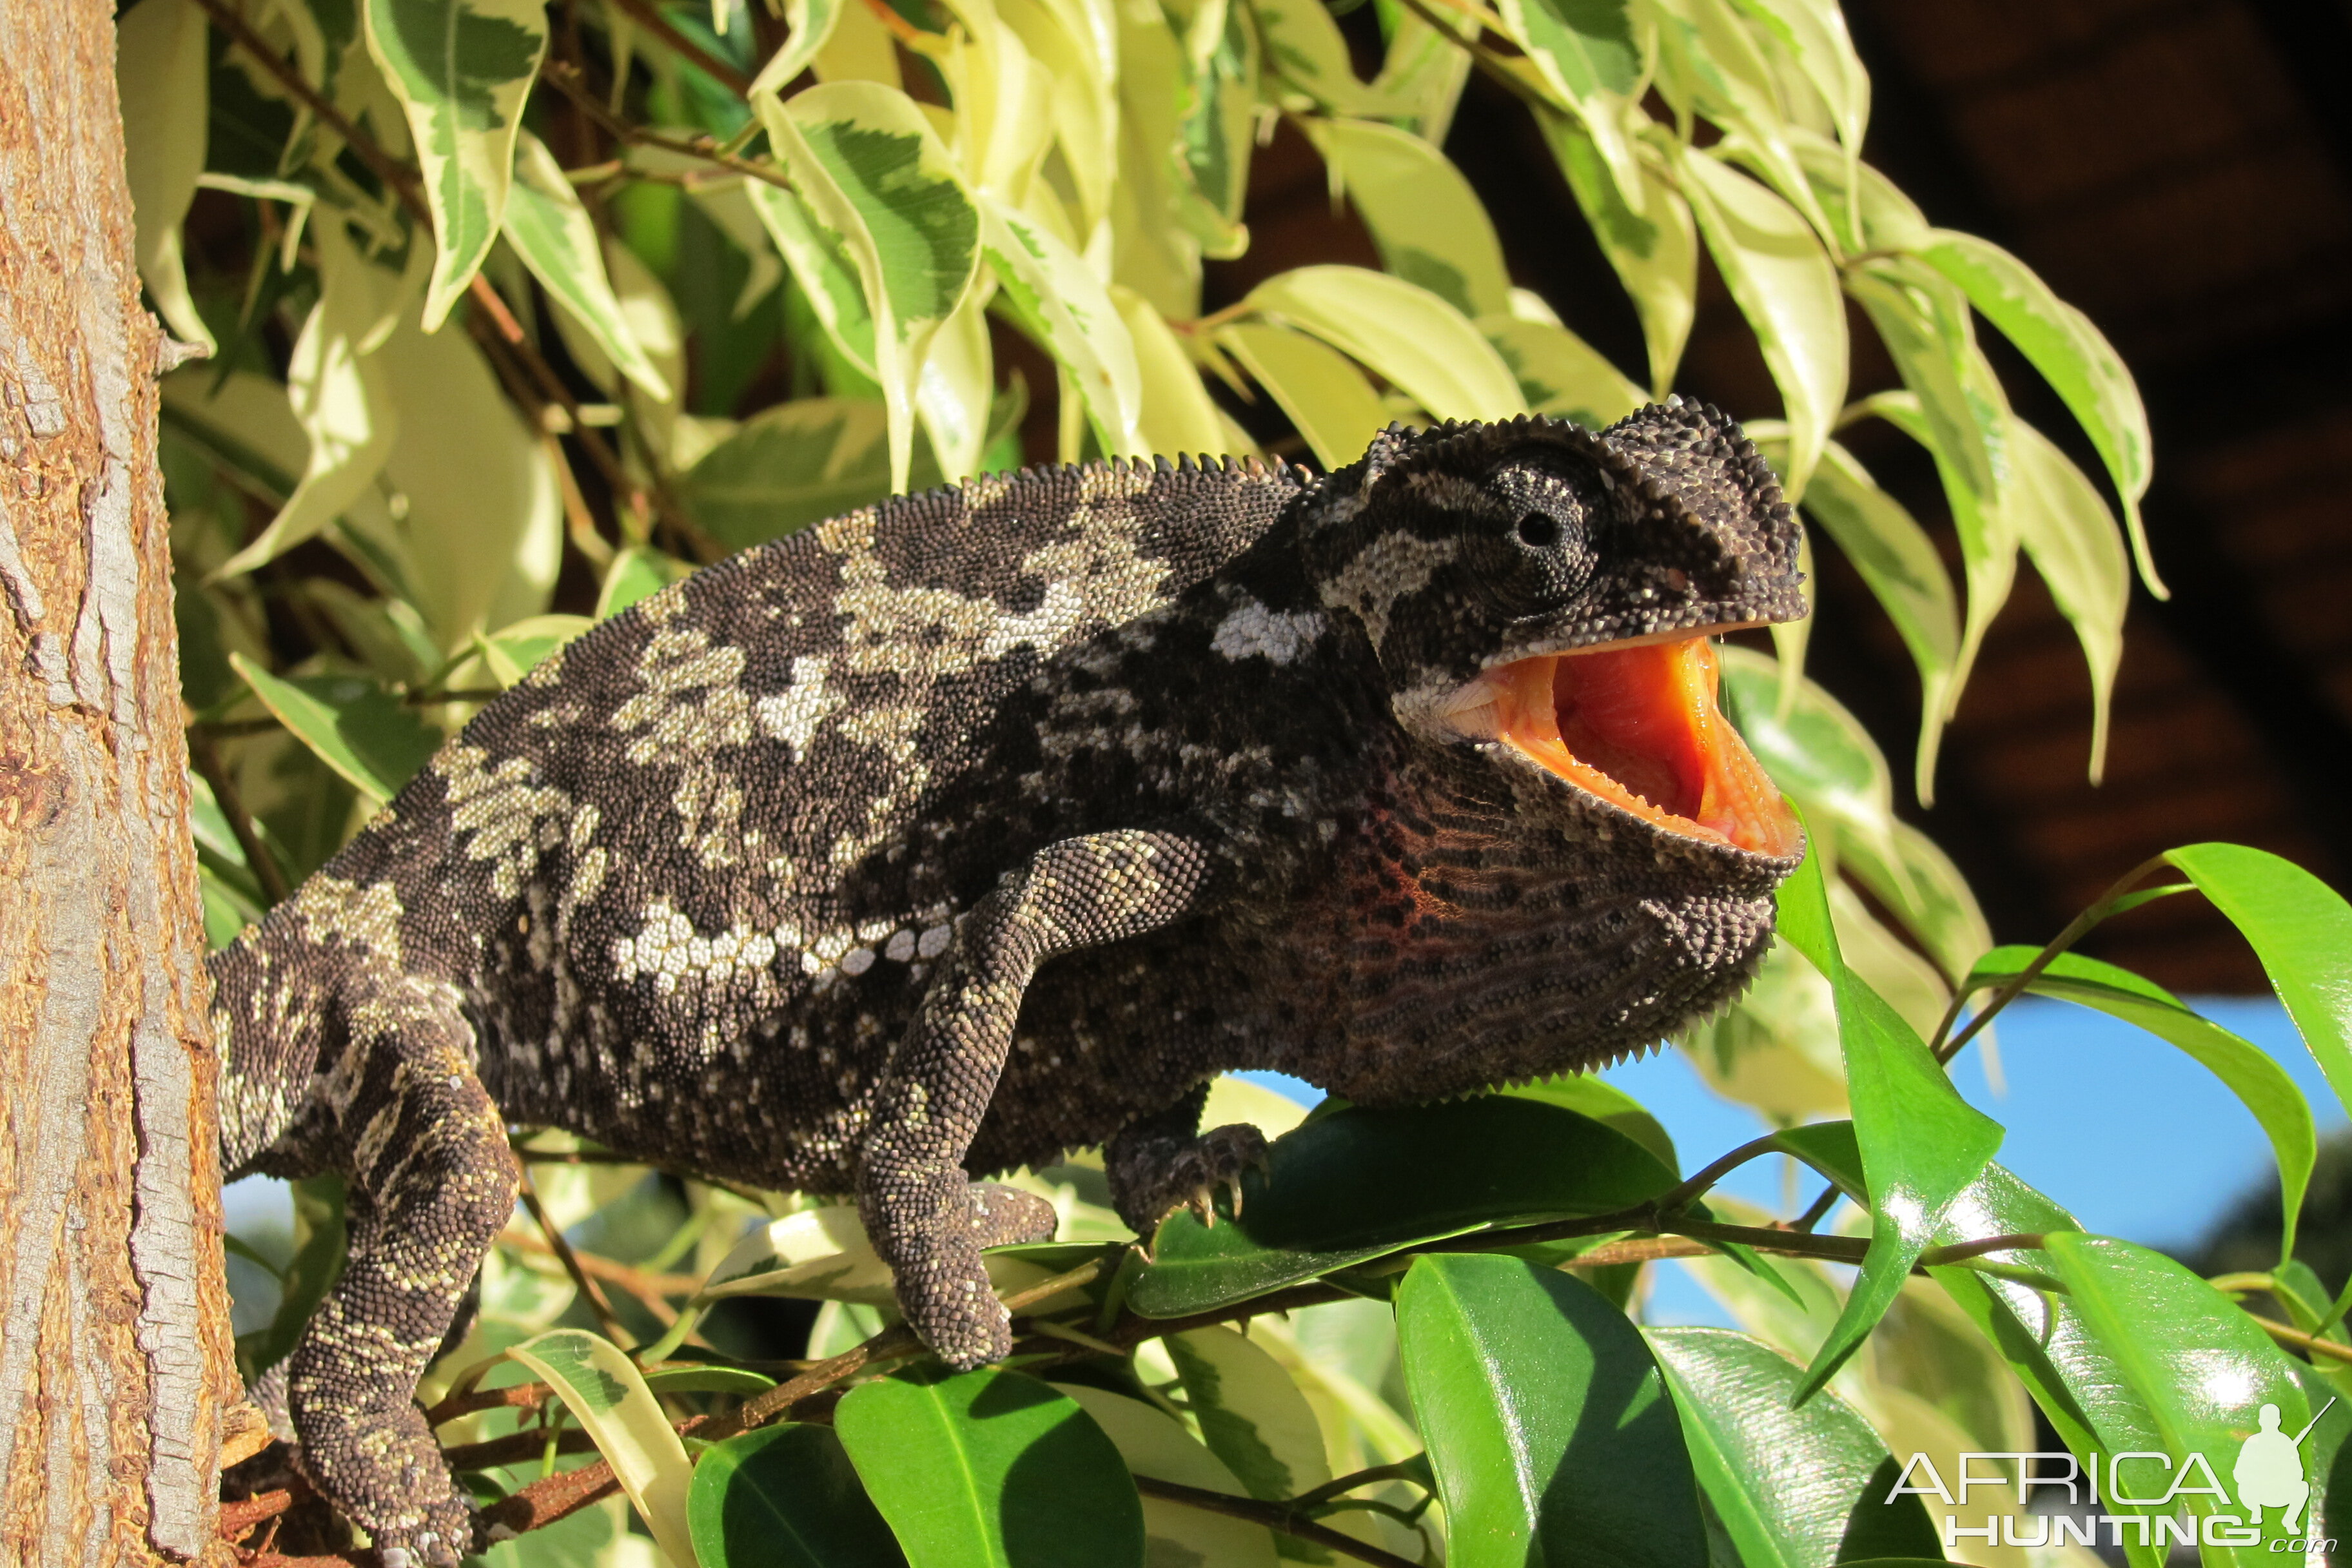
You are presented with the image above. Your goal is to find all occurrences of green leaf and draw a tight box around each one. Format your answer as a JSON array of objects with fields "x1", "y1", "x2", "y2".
[
  {"x1": 479, "y1": 613, "x2": 594, "y2": 686},
  {"x1": 510, "y1": 1328, "x2": 700, "y2": 1567},
  {"x1": 1215, "y1": 320, "x2": 1390, "y2": 471},
  {"x1": 1128, "y1": 1096, "x2": 1678, "y2": 1318},
  {"x1": 981, "y1": 196, "x2": 1145, "y2": 458},
  {"x1": 750, "y1": 0, "x2": 847, "y2": 95},
  {"x1": 1774, "y1": 837, "x2": 2001, "y2": 1397},
  {"x1": 2166, "y1": 843, "x2": 2352, "y2": 1128},
  {"x1": 504, "y1": 132, "x2": 672, "y2": 400},
  {"x1": 1732, "y1": 0, "x2": 1868, "y2": 184},
  {"x1": 213, "y1": 219, "x2": 398, "y2": 581},
  {"x1": 596, "y1": 546, "x2": 694, "y2": 620},
  {"x1": 1252, "y1": 0, "x2": 1384, "y2": 114},
  {"x1": 1752, "y1": 430, "x2": 1958, "y2": 800},
  {"x1": 1507, "y1": 1075, "x2": 1678, "y2": 1174},
  {"x1": 682, "y1": 397, "x2": 940, "y2": 550},
  {"x1": 1117, "y1": 287, "x2": 1241, "y2": 461},
  {"x1": 1651, "y1": 0, "x2": 1836, "y2": 244},
  {"x1": 1857, "y1": 387, "x2": 2019, "y2": 719},
  {"x1": 2041, "y1": 1234, "x2": 2312, "y2": 1562},
  {"x1": 695, "y1": 1204, "x2": 896, "y2": 1304},
  {"x1": 1677, "y1": 147, "x2": 1846, "y2": 500},
  {"x1": 118, "y1": 0, "x2": 214, "y2": 353},
  {"x1": 1048, "y1": 1383, "x2": 1280, "y2": 1568},
  {"x1": 1478, "y1": 315, "x2": 1645, "y2": 429},
  {"x1": 1645, "y1": 1327, "x2": 1941, "y2": 1568},
  {"x1": 1493, "y1": 0, "x2": 1643, "y2": 212},
  {"x1": 364, "y1": 0, "x2": 549, "y2": 331},
  {"x1": 365, "y1": 310, "x2": 564, "y2": 644},
  {"x1": 919, "y1": 289, "x2": 995, "y2": 482},
  {"x1": 230, "y1": 655, "x2": 439, "y2": 807},
  {"x1": 2007, "y1": 416, "x2": 2129, "y2": 783},
  {"x1": 760, "y1": 83, "x2": 983, "y2": 491},
  {"x1": 1302, "y1": 118, "x2": 1512, "y2": 320},
  {"x1": 1246, "y1": 265, "x2": 1524, "y2": 422},
  {"x1": 1166, "y1": 1327, "x2": 1333, "y2": 1512},
  {"x1": 1842, "y1": 257, "x2": 2003, "y2": 520},
  {"x1": 1961, "y1": 944, "x2": 2315, "y2": 1263},
  {"x1": 744, "y1": 175, "x2": 878, "y2": 377},
  {"x1": 1396, "y1": 1255, "x2": 1706, "y2": 1568},
  {"x1": 687, "y1": 1423, "x2": 906, "y2": 1568},
  {"x1": 1916, "y1": 229, "x2": 2158, "y2": 593},
  {"x1": 1542, "y1": 117, "x2": 1696, "y2": 398},
  {"x1": 834, "y1": 1366, "x2": 1144, "y2": 1568}
]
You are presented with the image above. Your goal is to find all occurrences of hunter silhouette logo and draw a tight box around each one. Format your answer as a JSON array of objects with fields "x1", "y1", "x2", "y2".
[
  {"x1": 1889, "y1": 1395, "x2": 2338, "y2": 1554},
  {"x1": 2235, "y1": 1399, "x2": 2332, "y2": 1533}
]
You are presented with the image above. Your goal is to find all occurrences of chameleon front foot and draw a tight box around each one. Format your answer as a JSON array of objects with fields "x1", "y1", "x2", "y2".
[{"x1": 867, "y1": 1175, "x2": 1059, "y2": 1369}]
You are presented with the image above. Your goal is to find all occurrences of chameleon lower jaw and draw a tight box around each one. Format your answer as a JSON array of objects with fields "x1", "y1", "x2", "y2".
[{"x1": 1490, "y1": 634, "x2": 1803, "y2": 859}]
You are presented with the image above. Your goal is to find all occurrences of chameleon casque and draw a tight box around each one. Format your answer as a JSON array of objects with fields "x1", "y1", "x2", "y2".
[{"x1": 208, "y1": 400, "x2": 1807, "y2": 1561}]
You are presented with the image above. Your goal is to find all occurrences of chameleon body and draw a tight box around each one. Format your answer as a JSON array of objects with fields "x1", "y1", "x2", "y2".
[{"x1": 208, "y1": 403, "x2": 1807, "y2": 1561}]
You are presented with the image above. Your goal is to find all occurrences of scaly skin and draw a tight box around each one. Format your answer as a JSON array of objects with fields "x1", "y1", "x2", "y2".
[{"x1": 210, "y1": 402, "x2": 1805, "y2": 1559}]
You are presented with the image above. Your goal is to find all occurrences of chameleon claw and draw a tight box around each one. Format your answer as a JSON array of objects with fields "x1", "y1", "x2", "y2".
[
  {"x1": 1224, "y1": 1173, "x2": 1246, "y2": 1218},
  {"x1": 1189, "y1": 1185, "x2": 1217, "y2": 1227}
]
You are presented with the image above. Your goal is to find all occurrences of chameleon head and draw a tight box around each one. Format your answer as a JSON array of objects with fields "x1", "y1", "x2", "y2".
[
  {"x1": 1297, "y1": 402, "x2": 1808, "y2": 1081},
  {"x1": 1308, "y1": 400, "x2": 1806, "y2": 867}
]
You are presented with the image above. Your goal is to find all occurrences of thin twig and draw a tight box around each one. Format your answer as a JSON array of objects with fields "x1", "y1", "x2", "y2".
[
  {"x1": 604, "y1": 0, "x2": 756, "y2": 94},
  {"x1": 542, "y1": 62, "x2": 794, "y2": 192},
  {"x1": 495, "y1": 1226, "x2": 702, "y2": 1304},
  {"x1": 1932, "y1": 852, "x2": 2179, "y2": 1063},
  {"x1": 1132, "y1": 1477, "x2": 1422, "y2": 1568},
  {"x1": 516, "y1": 1170, "x2": 634, "y2": 1346},
  {"x1": 187, "y1": 723, "x2": 291, "y2": 903},
  {"x1": 1791, "y1": 1181, "x2": 1844, "y2": 1232},
  {"x1": 2245, "y1": 1311, "x2": 2352, "y2": 1366}
]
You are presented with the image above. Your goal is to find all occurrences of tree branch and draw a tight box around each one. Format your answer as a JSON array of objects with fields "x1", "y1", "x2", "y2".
[{"x1": 1133, "y1": 1477, "x2": 1423, "y2": 1568}]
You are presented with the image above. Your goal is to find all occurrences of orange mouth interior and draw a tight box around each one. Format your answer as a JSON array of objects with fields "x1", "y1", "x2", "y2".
[{"x1": 1493, "y1": 638, "x2": 1802, "y2": 857}]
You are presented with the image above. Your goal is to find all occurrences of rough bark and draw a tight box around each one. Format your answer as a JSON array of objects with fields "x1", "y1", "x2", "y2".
[{"x1": 0, "y1": 0, "x2": 237, "y2": 1562}]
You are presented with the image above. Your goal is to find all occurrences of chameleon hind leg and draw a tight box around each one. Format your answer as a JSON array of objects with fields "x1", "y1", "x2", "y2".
[
  {"x1": 1105, "y1": 1081, "x2": 1270, "y2": 1235},
  {"x1": 282, "y1": 982, "x2": 518, "y2": 1567},
  {"x1": 859, "y1": 827, "x2": 1220, "y2": 1368}
]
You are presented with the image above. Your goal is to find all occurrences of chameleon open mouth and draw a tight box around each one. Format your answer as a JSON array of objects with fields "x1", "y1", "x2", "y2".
[{"x1": 1489, "y1": 636, "x2": 1801, "y2": 858}]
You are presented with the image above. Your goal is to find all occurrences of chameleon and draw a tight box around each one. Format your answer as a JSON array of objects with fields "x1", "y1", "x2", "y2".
[{"x1": 207, "y1": 400, "x2": 1807, "y2": 1562}]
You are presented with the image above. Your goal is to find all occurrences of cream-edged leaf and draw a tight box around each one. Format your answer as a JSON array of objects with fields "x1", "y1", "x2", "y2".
[
  {"x1": 1541, "y1": 116, "x2": 1696, "y2": 398},
  {"x1": 1116, "y1": 288, "x2": 1242, "y2": 461},
  {"x1": 1303, "y1": 118, "x2": 1512, "y2": 320},
  {"x1": 1167, "y1": 1326, "x2": 1334, "y2": 1513},
  {"x1": 214, "y1": 220, "x2": 400, "y2": 580},
  {"x1": 504, "y1": 132, "x2": 672, "y2": 400},
  {"x1": 364, "y1": 0, "x2": 549, "y2": 331},
  {"x1": 918, "y1": 288, "x2": 996, "y2": 482},
  {"x1": 2007, "y1": 416, "x2": 2130, "y2": 784},
  {"x1": 118, "y1": 0, "x2": 215, "y2": 353},
  {"x1": 1917, "y1": 228, "x2": 2159, "y2": 594},
  {"x1": 983, "y1": 196, "x2": 1145, "y2": 456},
  {"x1": 1215, "y1": 320, "x2": 1389, "y2": 471},
  {"x1": 1480, "y1": 315, "x2": 1644, "y2": 429},
  {"x1": 510, "y1": 1329, "x2": 699, "y2": 1567},
  {"x1": 760, "y1": 83, "x2": 982, "y2": 491},
  {"x1": 1677, "y1": 146, "x2": 1845, "y2": 500},
  {"x1": 1246, "y1": 265, "x2": 1524, "y2": 424},
  {"x1": 749, "y1": 0, "x2": 845, "y2": 95}
]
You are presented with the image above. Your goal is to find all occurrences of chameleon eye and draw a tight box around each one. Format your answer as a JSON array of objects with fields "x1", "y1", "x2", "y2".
[{"x1": 1516, "y1": 513, "x2": 1562, "y2": 549}]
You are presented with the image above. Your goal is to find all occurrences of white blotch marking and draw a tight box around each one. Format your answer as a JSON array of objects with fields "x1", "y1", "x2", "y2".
[
  {"x1": 841, "y1": 947, "x2": 876, "y2": 977},
  {"x1": 1211, "y1": 599, "x2": 1326, "y2": 664},
  {"x1": 917, "y1": 924, "x2": 953, "y2": 959},
  {"x1": 884, "y1": 929, "x2": 916, "y2": 962}
]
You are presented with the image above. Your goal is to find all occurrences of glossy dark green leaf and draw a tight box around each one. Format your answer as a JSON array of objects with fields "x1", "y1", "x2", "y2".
[
  {"x1": 1644, "y1": 1327, "x2": 1941, "y2": 1568},
  {"x1": 1128, "y1": 1097, "x2": 1678, "y2": 1318},
  {"x1": 2167, "y1": 843, "x2": 2352, "y2": 1125},
  {"x1": 1775, "y1": 841, "x2": 2001, "y2": 1396},
  {"x1": 2039, "y1": 1234, "x2": 2312, "y2": 1567},
  {"x1": 834, "y1": 1366, "x2": 1143, "y2": 1568},
  {"x1": 688, "y1": 1423, "x2": 906, "y2": 1568},
  {"x1": 1396, "y1": 1254, "x2": 1705, "y2": 1568},
  {"x1": 1961, "y1": 944, "x2": 2314, "y2": 1260},
  {"x1": 1507, "y1": 1074, "x2": 1678, "y2": 1175}
]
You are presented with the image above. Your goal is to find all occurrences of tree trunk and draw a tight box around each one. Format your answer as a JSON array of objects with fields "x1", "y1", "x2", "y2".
[{"x1": 0, "y1": 0, "x2": 237, "y2": 1562}]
